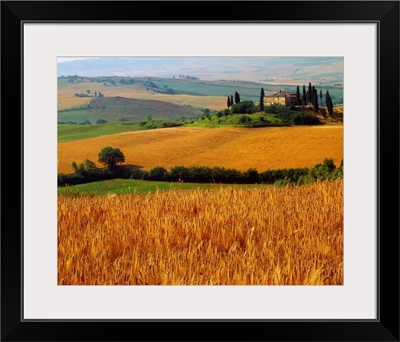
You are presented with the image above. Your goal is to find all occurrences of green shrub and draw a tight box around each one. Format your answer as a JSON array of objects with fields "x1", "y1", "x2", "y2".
[
  {"x1": 292, "y1": 113, "x2": 320, "y2": 125},
  {"x1": 130, "y1": 169, "x2": 148, "y2": 180},
  {"x1": 274, "y1": 178, "x2": 292, "y2": 187},
  {"x1": 148, "y1": 167, "x2": 168, "y2": 181},
  {"x1": 239, "y1": 115, "x2": 252, "y2": 124},
  {"x1": 230, "y1": 101, "x2": 258, "y2": 114},
  {"x1": 79, "y1": 120, "x2": 92, "y2": 125}
]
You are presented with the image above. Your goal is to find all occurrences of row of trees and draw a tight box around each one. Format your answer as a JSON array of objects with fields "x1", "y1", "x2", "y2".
[
  {"x1": 294, "y1": 83, "x2": 336, "y2": 117},
  {"x1": 58, "y1": 119, "x2": 108, "y2": 125},
  {"x1": 59, "y1": 158, "x2": 342, "y2": 187},
  {"x1": 235, "y1": 84, "x2": 336, "y2": 118},
  {"x1": 74, "y1": 90, "x2": 104, "y2": 98},
  {"x1": 226, "y1": 91, "x2": 241, "y2": 108},
  {"x1": 58, "y1": 146, "x2": 342, "y2": 187}
]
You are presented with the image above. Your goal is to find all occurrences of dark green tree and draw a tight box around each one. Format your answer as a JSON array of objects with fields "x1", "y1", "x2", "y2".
[
  {"x1": 320, "y1": 89, "x2": 323, "y2": 103},
  {"x1": 98, "y1": 146, "x2": 125, "y2": 170},
  {"x1": 296, "y1": 85, "x2": 301, "y2": 105},
  {"x1": 227, "y1": 96, "x2": 231, "y2": 108},
  {"x1": 230, "y1": 100, "x2": 258, "y2": 114},
  {"x1": 259, "y1": 88, "x2": 265, "y2": 111},
  {"x1": 234, "y1": 91, "x2": 241, "y2": 104},
  {"x1": 328, "y1": 98, "x2": 334, "y2": 118},
  {"x1": 323, "y1": 158, "x2": 336, "y2": 172},
  {"x1": 313, "y1": 90, "x2": 319, "y2": 113},
  {"x1": 83, "y1": 159, "x2": 98, "y2": 173},
  {"x1": 148, "y1": 167, "x2": 168, "y2": 181},
  {"x1": 230, "y1": 95, "x2": 234, "y2": 106},
  {"x1": 326, "y1": 90, "x2": 330, "y2": 110},
  {"x1": 71, "y1": 161, "x2": 78, "y2": 173},
  {"x1": 308, "y1": 82, "x2": 312, "y2": 105},
  {"x1": 326, "y1": 90, "x2": 334, "y2": 117},
  {"x1": 302, "y1": 85, "x2": 306, "y2": 106}
]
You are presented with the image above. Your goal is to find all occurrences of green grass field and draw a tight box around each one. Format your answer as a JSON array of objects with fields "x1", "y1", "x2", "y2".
[
  {"x1": 58, "y1": 178, "x2": 270, "y2": 197},
  {"x1": 147, "y1": 79, "x2": 262, "y2": 101},
  {"x1": 58, "y1": 112, "x2": 292, "y2": 142},
  {"x1": 58, "y1": 120, "x2": 184, "y2": 142},
  {"x1": 58, "y1": 122, "x2": 141, "y2": 142}
]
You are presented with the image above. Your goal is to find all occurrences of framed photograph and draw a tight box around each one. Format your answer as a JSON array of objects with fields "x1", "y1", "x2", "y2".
[{"x1": 2, "y1": 1, "x2": 399, "y2": 341}]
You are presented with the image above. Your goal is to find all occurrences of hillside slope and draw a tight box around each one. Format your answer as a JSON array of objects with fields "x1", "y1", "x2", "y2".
[
  {"x1": 58, "y1": 126, "x2": 343, "y2": 174},
  {"x1": 58, "y1": 97, "x2": 203, "y2": 123}
]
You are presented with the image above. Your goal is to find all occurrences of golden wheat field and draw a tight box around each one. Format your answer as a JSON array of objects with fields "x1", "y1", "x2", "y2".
[
  {"x1": 58, "y1": 126, "x2": 343, "y2": 174},
  {"x1": 58, "y1": 180, "x2": 343, "y2": 285}
]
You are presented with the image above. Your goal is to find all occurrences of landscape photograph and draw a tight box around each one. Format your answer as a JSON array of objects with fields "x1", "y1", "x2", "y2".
[{"x1": 57, "y1": 57, "x2": 344, "y2": 286}]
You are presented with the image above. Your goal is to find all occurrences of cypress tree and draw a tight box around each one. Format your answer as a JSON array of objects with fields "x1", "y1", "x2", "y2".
[
  {"x1": 296, "y1": 86, "x2": 301, "y2": 105},
  {"x1": 329, "y1": 97, "x2": 334, "y2": 117},
  {"x1": 234, "y1": 91, "x2": 241, "y2": 104},
  {"x1": 313, "y1": 91, "x2": 319, "y2": 113},
  {"x1": 227, "y1": 96, "x2": 231, "y2": 108},
  {"x1": 328, "y1": 92, "x2": 334, "y2": 117},
  {"x1": 302, "y1": 85, "x2": 306, "y2": 106},
  {"x1": 320, "y1": 89, "x2": 323, "y2": 103},
  {"x1": 311, "y1": 86, "x2": 317, "y2": 108},
  {"x1": 230, "y1": 95, "x2": 234, "y2": 106},
  {"x1": 308, "y1": 82, "x2": 312, "y2": 105},
  {"x1": 259, "y1": 88, "x2": 265, "y2": 111},
  {"x1": 326, "y1": 90, "x2": 334, "y2": 117}
]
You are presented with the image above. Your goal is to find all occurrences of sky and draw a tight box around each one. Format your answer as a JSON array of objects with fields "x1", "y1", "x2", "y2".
[{"x1": 57, "y1": 57, "x2": 343, "y2": 85}]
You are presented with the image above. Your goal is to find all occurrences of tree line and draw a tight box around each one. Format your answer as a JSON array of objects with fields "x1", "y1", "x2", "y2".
[
  {"x1": 58, "y1": 147, "x2": 343, "y2": 187},
  {"x1": 228, "y1": 83, "x2": 336, "y2": 118}
]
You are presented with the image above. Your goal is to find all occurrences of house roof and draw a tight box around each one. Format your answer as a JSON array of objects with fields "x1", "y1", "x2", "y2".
[{"x1": 266, "y1": 91, "x2": 297, "y2": 98}]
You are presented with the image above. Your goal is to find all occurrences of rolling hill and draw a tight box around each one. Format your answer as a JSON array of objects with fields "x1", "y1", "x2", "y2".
[
  {"x1": 58, "y1": 126, "x2": 343, "y2": 174},
  {"x1": 58, "y1": 97, "x2": 204, "y2": 123}
]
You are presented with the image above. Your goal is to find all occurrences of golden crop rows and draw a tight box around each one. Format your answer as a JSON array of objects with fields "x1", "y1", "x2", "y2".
[{"x1": 58, "y1": 180, "x2": 343, "y2": 285}]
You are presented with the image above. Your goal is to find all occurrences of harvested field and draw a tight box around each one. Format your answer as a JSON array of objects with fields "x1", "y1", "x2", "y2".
[
  {"x1": 58, "y1": 126, "x2": 343, "y2": 174},
  {"x1": 58, "y1": 81, "x2": 227, "y2": 111}
]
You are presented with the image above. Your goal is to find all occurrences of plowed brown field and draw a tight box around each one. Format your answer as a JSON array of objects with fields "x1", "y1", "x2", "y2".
[{"x1": 58, "y1": 126, "x2": 343, "y2": 174}]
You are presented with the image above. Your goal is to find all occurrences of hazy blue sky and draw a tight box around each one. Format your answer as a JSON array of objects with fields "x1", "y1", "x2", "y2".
[{"x1": 58, "y1": 57, "x2": 343, "y2": 84}]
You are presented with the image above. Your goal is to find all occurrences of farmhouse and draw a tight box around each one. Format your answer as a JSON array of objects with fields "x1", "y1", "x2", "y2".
[{"x1": 264, "y1": 91, "x2": 298, "y2": 106}]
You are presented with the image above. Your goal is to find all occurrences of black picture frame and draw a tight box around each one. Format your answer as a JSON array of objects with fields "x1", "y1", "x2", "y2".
[{"x1": 1, "y1": 1, "x2": 399, "y2": 341}]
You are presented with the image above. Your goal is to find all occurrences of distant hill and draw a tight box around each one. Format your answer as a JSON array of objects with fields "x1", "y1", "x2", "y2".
[
  {"x1": 58, "y1": 97, "x2": 204, "y2": 123},
  {"x1": 57, "y1": 57, "x2": 344, "y2": 85}
]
